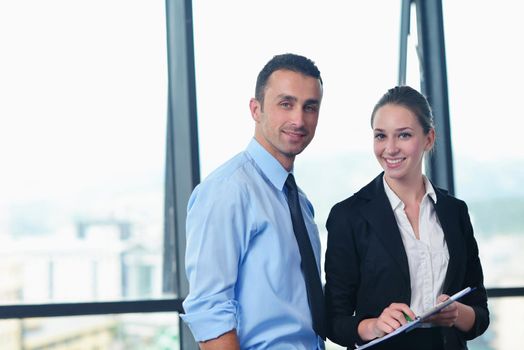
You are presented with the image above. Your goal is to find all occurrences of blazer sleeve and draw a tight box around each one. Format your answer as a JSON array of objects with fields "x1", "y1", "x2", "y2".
[
  {"x1": 324, "y1": 201, "x2": 368, "y2": 347},
  {"x1": 457, "y1": 201, "x2": 490, "y2": 340}
]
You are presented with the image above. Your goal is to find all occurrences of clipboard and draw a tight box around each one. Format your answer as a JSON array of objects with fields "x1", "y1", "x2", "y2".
[{"x1": 355, "y1": 286, "x2": 475, "y2": 349}]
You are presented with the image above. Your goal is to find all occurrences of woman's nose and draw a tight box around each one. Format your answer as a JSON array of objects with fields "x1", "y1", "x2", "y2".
[{"x1": 385, "y1": 139, "x2": 399, "y2": 154}]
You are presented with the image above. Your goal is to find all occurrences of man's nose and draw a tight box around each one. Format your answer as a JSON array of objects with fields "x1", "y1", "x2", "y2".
[{"x1": 290, "y1": 108, "x2": 306, "y2": 126}]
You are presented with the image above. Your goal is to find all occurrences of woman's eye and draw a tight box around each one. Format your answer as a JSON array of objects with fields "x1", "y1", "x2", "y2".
[
  {"x1": 399, "y1": 132, "x2": 412, "y2": 139},
  {"x1": 374, "y1": 133, "x2": 385, "y2": 140}
]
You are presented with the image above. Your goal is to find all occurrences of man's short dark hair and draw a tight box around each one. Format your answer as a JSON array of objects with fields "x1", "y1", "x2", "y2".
[{"x1": 255, "y1": 53, "x2": 322, "y2": 105}]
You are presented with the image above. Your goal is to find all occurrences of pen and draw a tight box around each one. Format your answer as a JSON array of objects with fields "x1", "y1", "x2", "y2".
[{"x1": 402, "y1": 311, "x2": 413, "y2": 322}]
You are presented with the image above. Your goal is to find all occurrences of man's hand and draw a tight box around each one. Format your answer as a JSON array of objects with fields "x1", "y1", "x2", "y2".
[{"x1": 199, "y1": 329, "x2": 240, "y2": 350}]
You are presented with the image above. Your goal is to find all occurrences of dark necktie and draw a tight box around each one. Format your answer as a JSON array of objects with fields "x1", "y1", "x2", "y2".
[{"x1": 285, "y1": 173, "x2": 326, "y2": 340}]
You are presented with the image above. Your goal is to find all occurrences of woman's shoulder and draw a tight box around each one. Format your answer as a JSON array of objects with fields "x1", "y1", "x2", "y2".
[
  {"x1": 329, "y1": 193, "x2": 361, "y2": 216},
  {"x1": 328, "y1": 174, "x2": 383, "y2": 216},
  {"x1": 434, "y1": 185, "x2": 468, "y2": 209}
]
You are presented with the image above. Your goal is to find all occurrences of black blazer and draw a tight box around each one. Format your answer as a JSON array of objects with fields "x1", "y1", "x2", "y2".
[{"x1": 324, "y1": 173, "x2": 489, "y2": 350}]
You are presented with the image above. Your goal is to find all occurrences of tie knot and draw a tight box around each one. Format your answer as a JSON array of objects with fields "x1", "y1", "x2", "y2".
[{"x1": 285, "y1": 173, "x2": 297, "y2": 192}]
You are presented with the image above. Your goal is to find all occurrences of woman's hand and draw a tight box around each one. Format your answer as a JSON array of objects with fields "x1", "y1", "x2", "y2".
[
  {"x1": 427, "y1": 294, "x2": 459, "y2": 327},
  {"x1": 428, "y1": 294, "x2": 476, "y2": 331},
  {"x1": 358, "y1": 303, "x2": 416, "y2": 341}
]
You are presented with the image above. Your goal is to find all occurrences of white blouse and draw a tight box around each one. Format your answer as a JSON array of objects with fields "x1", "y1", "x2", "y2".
[{"x1": 383, "y1": 176, "x2": 450, "y2": 316}]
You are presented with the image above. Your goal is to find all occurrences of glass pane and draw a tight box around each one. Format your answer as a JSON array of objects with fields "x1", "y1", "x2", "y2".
[
  {"x1": 194, "y1": 2, "x2": 400, "y2": 348},
  {"x1": 193, "y1": 0, "x2": 400, "y2": 271},
  {"x1": 0, "y1": 313, "x2": 179, "y2": 350},
  {"x1": 468, "y1": 297, "x2": 524, "y2": 350},
  {"x1": 443, "y1": 0, "x2": 524, "y2": 288},
  {"x1": 443, "y1": 1, "x2": 524, "y2": 349},
  {"x1": 0, "y1": 1, "x2": 170, "y2": 303},
  {"x1": 405, "y1": 2, "x2": 422, "y2": 89}
]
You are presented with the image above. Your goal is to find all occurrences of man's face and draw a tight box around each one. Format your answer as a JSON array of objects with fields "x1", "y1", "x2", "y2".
[{"x1": 250, "y1": 69, "x2": 322, "y2": 171}]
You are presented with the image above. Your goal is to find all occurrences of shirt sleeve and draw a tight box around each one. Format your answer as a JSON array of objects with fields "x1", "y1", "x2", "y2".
[{"x1": 180, "y1": 176, "x2": 251, "y2": 342}]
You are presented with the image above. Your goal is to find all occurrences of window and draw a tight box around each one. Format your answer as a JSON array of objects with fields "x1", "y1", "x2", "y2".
[
  {"x1": 443, "y1": 0, "x2": 524, "y2": 348},
  {"x1": 193, "y1": 1, "x2": 401, "y2": 348},
  {"x1": 0, "y1": 1, "x2": 174, "y2": 348},
  {"x1": 0, "y1": 0, "x2": 168, "y2": 304},
  {"x1": 0, "y1": 313, "x2": 179, "y2": 349}
]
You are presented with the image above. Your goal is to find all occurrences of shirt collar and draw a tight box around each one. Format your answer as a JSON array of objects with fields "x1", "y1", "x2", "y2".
[
  {"x1": 423, "y1": 175, "x2": 438, "y2": 203},
  {"x1": 246, "y1": 138, "x2": 290, "y2": 191},
  {"x1": 383, "y1": 177, "x2": 403, "y2": 210},
  {"x1": 383, "y1": 175, "x2": 438, "y2": 210}
]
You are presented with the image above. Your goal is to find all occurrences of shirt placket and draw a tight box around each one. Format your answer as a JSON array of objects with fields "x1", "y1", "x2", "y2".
[{"x1": 419, "y1": 198, "x2": 434, "y2": 311}]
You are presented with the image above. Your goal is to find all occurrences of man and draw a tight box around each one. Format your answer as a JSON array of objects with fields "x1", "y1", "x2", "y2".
[{"x1": 181, "y1": 53, "x2": 325, "y2": 349}]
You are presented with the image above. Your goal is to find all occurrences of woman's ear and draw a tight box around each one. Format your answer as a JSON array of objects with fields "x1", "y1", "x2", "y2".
[{"x1": 425, "y1": 128, "x2": 436, "y2": 151}]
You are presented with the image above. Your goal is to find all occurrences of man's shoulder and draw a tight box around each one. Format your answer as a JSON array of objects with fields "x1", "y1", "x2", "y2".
[
  {"x1": 186, "y1": 152, "x2": 254, "y2": 214},
  {"x1": 193, "y1": 151, "x2": 263, "y2": 200},
  {"x1": 203, "y1": 151, "x2": 256, "y2": 184}
]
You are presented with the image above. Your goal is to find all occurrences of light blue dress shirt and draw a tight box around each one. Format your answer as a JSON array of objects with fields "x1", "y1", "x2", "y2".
[{"x1": 181, "y1": 138, "x2": 324, "y2": 350}]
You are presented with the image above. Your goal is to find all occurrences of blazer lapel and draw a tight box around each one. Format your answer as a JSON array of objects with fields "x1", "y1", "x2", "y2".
[
  {"x1": 358, "y1": 175, "x2": 411, "y2": 284},
  {"x1": 433, "y1": 189, "x2": 463, "y2": 292}
]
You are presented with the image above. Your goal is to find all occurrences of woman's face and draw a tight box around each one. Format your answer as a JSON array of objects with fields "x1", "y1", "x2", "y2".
[{"x1": 372, "y1": 103, "x2": 434, "y2": 184}]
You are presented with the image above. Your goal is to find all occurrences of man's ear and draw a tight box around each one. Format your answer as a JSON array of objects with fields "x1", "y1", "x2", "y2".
[{"x1": 250, "y1": 98, "x2": 261, "y2": 122}]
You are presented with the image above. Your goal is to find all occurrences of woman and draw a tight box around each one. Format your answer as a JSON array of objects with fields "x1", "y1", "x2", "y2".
[{"x1": 324, "y1": 86, "x2": 489, "y2": 349}]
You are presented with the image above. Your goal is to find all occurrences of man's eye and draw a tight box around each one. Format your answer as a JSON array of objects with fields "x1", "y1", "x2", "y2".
[{"x1": 304, "y1": 105, "x2": 319, "y2": 113}]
